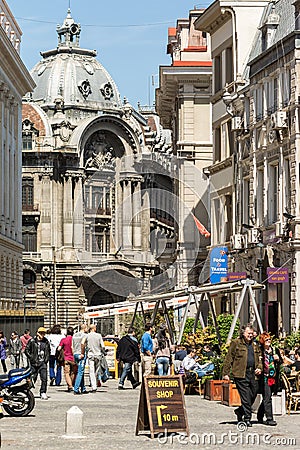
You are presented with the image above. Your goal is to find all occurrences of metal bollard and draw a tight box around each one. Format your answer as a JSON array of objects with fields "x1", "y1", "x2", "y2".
[{"x1": 63, "y1": 405, "x2": 85, "y2": 439}]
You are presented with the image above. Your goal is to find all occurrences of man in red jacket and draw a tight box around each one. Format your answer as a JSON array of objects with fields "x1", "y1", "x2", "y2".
[{"x1": 116, "y1": 327, "x2": 141, "y2": 390}]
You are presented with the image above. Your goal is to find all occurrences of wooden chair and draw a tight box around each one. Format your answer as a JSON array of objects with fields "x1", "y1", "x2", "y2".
[
  {"x1": 281, "y1": 373, "x2": 300, "y2": 414},
  {"x1": 184, "y1": 370, "x2": 213, "y2": 396}
]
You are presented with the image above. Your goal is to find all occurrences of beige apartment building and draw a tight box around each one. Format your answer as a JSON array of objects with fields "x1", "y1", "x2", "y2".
[
  {"x1": 0, "y1": 0, "x2": 35, "y2": 309},
  {"x1": 156, "y1": 8, "x2": 213, "y2": 289},
  {"x1": 196, "y1": 0, "x2": 300, "y2": 333}
]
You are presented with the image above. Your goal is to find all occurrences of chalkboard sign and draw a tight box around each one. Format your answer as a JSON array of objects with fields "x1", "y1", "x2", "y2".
[{"x1": 136, "y1": 375, "x2": 189, "y2": 439}]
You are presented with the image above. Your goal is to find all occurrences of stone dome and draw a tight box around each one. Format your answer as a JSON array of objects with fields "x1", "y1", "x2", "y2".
[{"x1": 29, "y1": 9, "x2": 122, "y2": 110}]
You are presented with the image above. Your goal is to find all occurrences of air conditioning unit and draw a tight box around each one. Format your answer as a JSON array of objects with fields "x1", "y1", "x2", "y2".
[
  {"x1": 275, "y1": 222, "x2": 283, "y2": 237},
  {"x1": 231, "y1": 116, "x2": 243, "y2": 131},
  {"x1": 247, "y1": 228, "x2": 260, "y2": 244},
  {"x1": 270, "y1": 111, "x2": 287, "y2": 129},
  {"x1": 230, "y1": 233, "x2": 247, "y2": 250}
]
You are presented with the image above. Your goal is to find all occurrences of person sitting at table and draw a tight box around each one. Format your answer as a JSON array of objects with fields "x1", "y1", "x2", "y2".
[
  {"x1": 183, "y1": 348, "x2": 214, "y2": 378},
  {"x1": 279, "y1": 348, "x2": 294, "y2": 375},
  {"x1": 294, "y1": 349, "x2": 300, "y2": 372}
]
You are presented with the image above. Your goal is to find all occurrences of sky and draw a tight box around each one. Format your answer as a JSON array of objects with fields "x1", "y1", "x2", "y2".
[{"x1": 7, "y1": 0, "x2": 212, "y2": 108}]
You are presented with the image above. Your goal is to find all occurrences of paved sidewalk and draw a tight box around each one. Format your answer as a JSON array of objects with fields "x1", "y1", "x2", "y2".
[{"x1": 0, "y1": 378, "x2": 299, "y2": 449}]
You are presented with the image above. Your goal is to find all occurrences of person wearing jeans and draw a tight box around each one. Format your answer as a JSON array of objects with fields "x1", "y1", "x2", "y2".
[
  {"x1": 154, "y1": 324, "x2": 171, "y2": 376},
  {"x1": 117, "y1": 327, "x2": 141, "y2": 389},
  {"x1": 47, "y1": 324, "x2": 64, "y2": 386},
  {"x1": 73, "y1": 324, "x2": 88, "y2": 395},
  {"x1": 81, "y1": 324, "x2": 105, "y2": 392}
]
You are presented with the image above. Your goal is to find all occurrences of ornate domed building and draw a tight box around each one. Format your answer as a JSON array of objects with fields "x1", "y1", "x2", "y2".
[{"x1": 21, "y1": 9, "x2": 176, "y2": 331}]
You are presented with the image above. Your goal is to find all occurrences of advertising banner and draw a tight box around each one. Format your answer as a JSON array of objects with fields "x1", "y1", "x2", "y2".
[{"x1": 210, "y1": 246, "x2": 228, "y2": 284}]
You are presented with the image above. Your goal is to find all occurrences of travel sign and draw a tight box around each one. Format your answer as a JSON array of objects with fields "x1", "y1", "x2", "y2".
[{"x1": 210, "y1": 246, "x2": 228, "y2": 284}]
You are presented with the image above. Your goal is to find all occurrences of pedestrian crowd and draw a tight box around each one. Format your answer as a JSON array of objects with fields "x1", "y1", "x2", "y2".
[
  {"x1": 0, "y1": 320, "x2": 299, "y2": 428},
  {"x1": 0, "y1": 324, "x2": 108, "y2": 400}
]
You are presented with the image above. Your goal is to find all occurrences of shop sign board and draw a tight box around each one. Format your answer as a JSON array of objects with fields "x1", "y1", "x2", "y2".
[{"x1": 136, "y1": 375, "x2": 189, "y2": 439}]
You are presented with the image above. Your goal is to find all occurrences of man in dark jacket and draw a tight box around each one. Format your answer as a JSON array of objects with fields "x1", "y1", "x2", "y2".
[
  {"x1": 223, "y1": 323, "x2": 262, "y2": 427},
  {"x1": 116, "y1": 327, "x2": 141, "y2": 390},
  {"x1": 25, "y1": 327, "x2": 51, "y2": 400}
]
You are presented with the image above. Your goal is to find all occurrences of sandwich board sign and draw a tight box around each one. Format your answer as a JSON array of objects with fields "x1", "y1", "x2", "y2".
[{"x1": 135, "y1": 375, "x2": 189, "y2": 439}]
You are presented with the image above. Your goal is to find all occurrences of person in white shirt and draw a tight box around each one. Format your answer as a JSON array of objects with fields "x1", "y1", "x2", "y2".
[
  {"x1": 81, "y1": 324, "x2": 105, "y2": 392},
  {"x1": 183, "y1": 348, "x2": 214, "y2": 378}
]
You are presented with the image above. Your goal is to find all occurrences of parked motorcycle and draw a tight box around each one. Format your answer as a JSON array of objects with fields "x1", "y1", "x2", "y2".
[{"x1": 0, "y1": 366, "x2": 35, "y2": 417}]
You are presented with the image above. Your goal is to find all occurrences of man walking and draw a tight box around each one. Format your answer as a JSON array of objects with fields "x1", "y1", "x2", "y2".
[
  {"x1": 81, "y1": 324, "x2": 105, "y2": 392},
  {"x1": 25, "y1": 327, "x2": 51, "y2": 400},
  {"x1": 116, "y1": 327, "x2": 141, "y2": 390},
  {"x1": 223, "y1": 323, "x2": 262, "y2": 427},
  {"x1": 73, "y1": 324, "x2": 88, "y2": 395},
  {"x1": 141, "y1": 323, "x2": 153, "y2": 376}
]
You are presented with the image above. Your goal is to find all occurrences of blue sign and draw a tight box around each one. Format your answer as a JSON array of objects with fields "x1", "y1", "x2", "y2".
[{"x1": 210, "y1": 246, "x2": 228, "y2": 284}]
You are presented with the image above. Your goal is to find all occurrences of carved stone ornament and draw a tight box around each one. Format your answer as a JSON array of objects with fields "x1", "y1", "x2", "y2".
[
  {"x1": 84, "y1": 131, "x2": 116, "y2": 170},
  {"x1": 78, "y1": 79, "x2": 92, "y2": 99},
  {"x1": 100, "y1": 82, "x2": 114, "y2": 100},
  {"x1": 41, "y1": 265, "x2": 52, "y2": 281},
  {"x1": 59, "y1": 121, "x2": 72, "y2": 142}
]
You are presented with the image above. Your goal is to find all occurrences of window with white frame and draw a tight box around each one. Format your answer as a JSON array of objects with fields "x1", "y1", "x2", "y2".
[
  {"x1": 280, "y1": 69, "x2": 291, "y2": 107},
  {"x1": 283, "y1": 158, "x2": 291, "y2": 214},
  {"x1": 214, "y1": 126, "x2": 221, "y2": 162},
  {"x1": 242, "y1": 178, "x2": 250, "y2": 225},
  {"x1": 214, "y1": 53, "x2": 223, "y2": 94},
  {"x1": 213, "y1": 197, "x2": 221, "y2": 244},
  {"x1": 268, "y1": 164, "x2": 278, "y2": 224},
  {"x1": 256, "y1": 169, "x2": 264, "y2": 225},
  {"x1": 255, "y1": 85, "x2": 263, "y2": 120}
]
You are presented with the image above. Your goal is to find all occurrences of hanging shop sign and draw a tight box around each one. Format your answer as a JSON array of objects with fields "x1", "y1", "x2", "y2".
[
  {"x1": 210, "y1": 246, "x2": 228, "y2": 284},
  {"x1": 267, "y1": 267, "x2": 289, "y2": 283},
  {"x1": 227, "y1": 272, "x2": 247, "y2": 281}
]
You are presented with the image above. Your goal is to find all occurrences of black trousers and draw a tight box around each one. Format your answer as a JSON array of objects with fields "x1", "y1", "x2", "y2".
[
  {"x1": 257, "y1": 381, "x2": 273, "y2": 421},
  {"x1": 31, "y1": 362, "x2": 48, "y2": 395},
  {"x1": 234, "y1": 370, "x2": 258, "y2": 421}
]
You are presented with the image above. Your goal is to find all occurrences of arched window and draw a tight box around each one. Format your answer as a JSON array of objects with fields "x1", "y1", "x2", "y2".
[{"x1": 23, "y1": 270, "x2": 36, "y2": 294}]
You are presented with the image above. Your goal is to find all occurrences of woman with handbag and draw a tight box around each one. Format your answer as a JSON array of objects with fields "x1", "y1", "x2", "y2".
[{"x1": 257, "y1": 332, "x2": 282, "y2": 426}]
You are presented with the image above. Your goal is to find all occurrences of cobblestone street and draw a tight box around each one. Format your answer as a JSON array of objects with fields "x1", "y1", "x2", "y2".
[{"x1": 0, "y1": 378, "x2": 299, "y2": 449}]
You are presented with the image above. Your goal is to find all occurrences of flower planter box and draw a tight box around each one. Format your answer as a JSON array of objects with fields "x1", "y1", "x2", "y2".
[
  {"x1": 221, "y1": 382, "x2": 241, "y2": 407},
  {"x1": 204, "y1": 379, "x2": 224, "y2": 401}
]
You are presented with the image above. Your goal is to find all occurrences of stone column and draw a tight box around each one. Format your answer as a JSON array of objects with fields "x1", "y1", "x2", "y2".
[
  {"x1": 73, "y1": 174, "x2": 84, "y2": 249},
  {"x1": 0, "y1": 88, "x2": 4, "y2": 235},
  {"x1": 122, "y1": 179, "x2": 133, "y2": 250},
  {"x1": 39, "y1": 170, "x2": 52, "y2": 248},
  {"x1": 132, "y1": 178, "x2": 142, "y2": 249},
  {"x1": 4, "y1": 95, "x2": 9, "y2": 236},
  {"x1": 63, "y1": 173, "x2": 73, "y2": 247}
]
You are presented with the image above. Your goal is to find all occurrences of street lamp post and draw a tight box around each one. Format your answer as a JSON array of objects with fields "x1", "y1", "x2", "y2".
[
  {"x1": 52, "y1": 246, "x2": 58, "y2": 324},
  {"x1": 257, "y1": 242, "x2": 264, "y2": 323},
  {"x1": 23, "y1": 286, "x2": 28, "y2": 329}
]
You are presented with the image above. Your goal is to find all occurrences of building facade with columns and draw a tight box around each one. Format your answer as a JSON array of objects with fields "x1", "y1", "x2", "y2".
[
  {"x1": 0, "y1": 0, "x2": 35, "y2": 307},
  {"x1": 156, "y1": 8, "x2": 213, "y2": 289},
  {"x1": 21, "y1": 10, "x2": 177, "y2": 330},
  {"x1": 196, "y1": 0, "x2": 300, "y2": 333}
]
